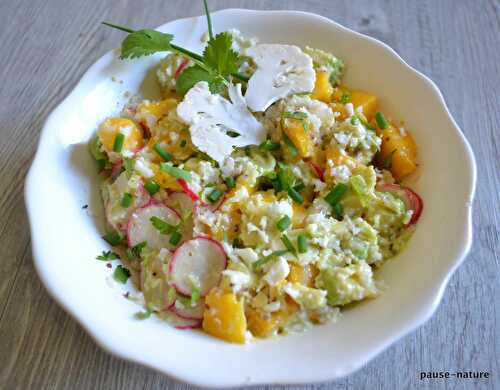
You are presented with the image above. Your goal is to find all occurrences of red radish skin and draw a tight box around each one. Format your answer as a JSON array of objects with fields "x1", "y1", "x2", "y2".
[
  {"x1": 169, "y1": 236, "x2": 228, "y2": 297},
  {"x1": 174, "y1": 59, "x2": 190, "y2": 79},
  {"x1": 377, "y1": 183, "x2": 423, "y2": 225},
  {"x1": 177, "y1": 178, "x2": 200, "y2": 203},
  {"x1": 172, "y1": 299, "x2": 205, "y2": 320},
  {"x1": 111, "y1": 160, "x2": 123, "y2": 180},
  {"x1": 308, "y1": 161, "x2": 325, "y2": 182},
  {"x1": 164, "y1": 310, "x2": 202, "y2": 329},
  {"x1": 127, "y1": 203, "x2": 181, "y2": 250}
]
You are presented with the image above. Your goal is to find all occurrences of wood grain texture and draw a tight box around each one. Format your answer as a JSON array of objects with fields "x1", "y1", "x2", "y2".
[{"x1": 0, "y1": 0, "x2": 498, "y2": 389}]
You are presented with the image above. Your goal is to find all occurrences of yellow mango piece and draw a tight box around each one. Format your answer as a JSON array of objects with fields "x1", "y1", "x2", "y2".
[
  {"x1": 98, "y1": 117, "x2": 143, "y2": 153},
  {"x1": 324, "y1": 144, "x2": 359, "y2": 182},
  {"x1": 311, "y1": 71, "x2": 333, "y2": 103},
  {"x1": 136, "y1": 98, "x2": 178, "y2": 130},
  {"x1": 378, "y1": 125, "x2": 418, "y2": 180},
  {"x1": 350, "y1": 91, "x2": 377, "y2": 121},
  {"x1": 246, "y1": 308, "x2": 281, "y2": 338},
  {"x1": 282, "y1": 118, "x2": 313, "y2": 158},
  {"x1": 203, "y1": 289, "x2": 247, "y2": 343},
  {"x1": 292, "y1": 204, "x2": 307, "y2": 228},
  {"x1": 287, "y1": 264, "x2": 317, "y2": 287}
]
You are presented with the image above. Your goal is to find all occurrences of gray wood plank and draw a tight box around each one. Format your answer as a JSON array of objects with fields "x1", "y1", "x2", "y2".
[{"x1": 0, "y1": 0, "x2": 498, "y2": 389}]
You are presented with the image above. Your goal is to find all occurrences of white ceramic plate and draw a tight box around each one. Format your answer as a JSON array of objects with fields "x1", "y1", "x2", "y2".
[{"x1": 25, "y1": 9, "x2": 476, "y2": 388}]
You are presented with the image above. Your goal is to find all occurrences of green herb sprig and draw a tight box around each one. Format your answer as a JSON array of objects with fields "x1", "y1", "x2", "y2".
[{"x1": 102, "y1": 1, "x2": 248, "y2": 95}]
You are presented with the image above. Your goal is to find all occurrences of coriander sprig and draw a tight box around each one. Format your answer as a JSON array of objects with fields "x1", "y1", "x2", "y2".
[{"x1": 102, "y1": 1, "x2": 249, "y2": 95}]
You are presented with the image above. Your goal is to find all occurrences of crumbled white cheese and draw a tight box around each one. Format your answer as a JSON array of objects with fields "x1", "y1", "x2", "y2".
[
  {"x1": 330, "y1": 165, "x2": 352, "y2": 182},
  {"x1": 399, "y1": 127, "x2": 406, "y2": 136},
  {"x1": 263, "y1": 301, "x2": 281, "y2": 313},
  {"x1": 134, "y1": 157, "x2": 155, "y2": 178},
  {"x1": 345, "y1": 102, "x2": 354, "y2": 117},
  {"x1": 177, "y1": 82, "x2": 266, "y2": 164},
  {"x1": 234, "y1": 248, "x2": 259, "y2": 266},
  {"x1": 263, "y1": 257, "x2": 290, "y2": 286},
  {"x1": 245, "y1": 44, "x2": 316, "y2": 112},
  {"x1": 222, "y1": 270, "x2": 251, "y2": 292}
]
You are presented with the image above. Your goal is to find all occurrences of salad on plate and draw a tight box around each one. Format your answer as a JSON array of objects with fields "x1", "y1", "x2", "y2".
[{"x1": 90, "y1": 1, "x2": 423, "y2": 343}]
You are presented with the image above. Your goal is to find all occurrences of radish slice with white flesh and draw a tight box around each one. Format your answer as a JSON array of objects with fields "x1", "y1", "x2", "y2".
[
  {"x1": 169, "y1": 237, "x2": 228, "y2": 296},
  {"x1": 128, "y1": 203, "x2": 181, "y2": 250},
  {"x1": 377, "y1": 183, "x2": 423, "y2": 225},
  {"x1": 172, "y1": 298, "x2": 205, "y2": 320},
  {"x1": 165, "y1": 192, "x2": 196, "y2": 240},
  {"x1": 140, "y1": 253, "x2": 176, "y2": 311},
  {"x1": 163, "y1": 310, "x2": 202, "y2": 329},
  {"x1": 177, "y1": 178, "x2": 200, "y2": 202}
]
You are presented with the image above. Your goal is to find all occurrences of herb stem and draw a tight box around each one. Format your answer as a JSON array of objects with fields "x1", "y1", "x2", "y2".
[{"x1": 203, "y1": 0, "x2": 214, "y2": 40}]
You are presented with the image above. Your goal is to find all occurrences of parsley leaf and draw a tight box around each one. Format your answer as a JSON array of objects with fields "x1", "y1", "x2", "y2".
[
  {"x1": 203, "y1": 32, "x2": 239, "y2": 76},
  {"x1": 96, "y1": 251, "x2": 119, "y2": 261}
]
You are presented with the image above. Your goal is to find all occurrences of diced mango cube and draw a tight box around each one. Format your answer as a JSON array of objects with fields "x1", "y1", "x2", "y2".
[
  {"x1": 151, "y1": 163, "x2": 181, "y2": 190},
  {"x1": 282, "y1": 118, "x2": 313, "y2": 158},
  {"x1": 98, "y1": 117, "x2": 143, "y2": 153},
  {"x1": 292, "y1": 204, "x2": 307, "y2": 228},
  {"x1": 324, "y1": 144, "x2": 359, "y2": 182},
  {"x1": 246, "y1": 308, "x2": 281, "y2": 338},
  {"x1": 203, "y1": 289, "x2": 247, "y2": 343},
  {"x1": 377, "y1": 125, "x2": 418, "y2": 180},
  {"x1": 350, "y1": 91, "x2": 377, "y2": 121},
  {"x1": 287, "y1": 264, "x2": 317, "y2": 287},
  {"x1": 312, "y1": 71, "x2": 333, "y2": 103},
  {"x1": 136, "y1": 98, "x2": 178, "y2": 130}
]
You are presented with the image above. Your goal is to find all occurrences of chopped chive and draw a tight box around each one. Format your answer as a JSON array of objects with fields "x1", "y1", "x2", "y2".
[
  {"x1": 288, "y1": 187, "x2": 304, "y2": 204},
  {"x1": 283, "y1": 111, "x2": 308, "y2": 120},
  {"x1": 96, "y1": 159, "x2": 106, "y2": 171},
  {"x1": 153, "y1": 143, "x2": 173, "y2": 161},
  {"x1": 169, "y1": 230, "x2": 182, "y2": 246},
  {"x1": 375, "y1": 112, "x2": 389, "y2": 129},
  {"x1": 225, "y1": 176, "x2": 236, "y2": 188},
  {"x1": 123, "y1": 157, "x2": 135, "y2": 178},
  {"x1": 160, "y1": 163, "x2": 192, "y2": 181},
  {"x1": 113, "y1": 133, "x2": 125, "y2": 153},
  {"x1": 281, "y1": 234, "x2": 296, "y2": 254},
  {"x1": 113, "y1": 265, "x2": 131, "y2": 284},
  {"x1": 297, "y1": 234, "x2": 308, "y2": 253},
  {"x1": 134, "y1": 309, "x2": 152, "y2": 320},
  {"x1": 340, "y1": 93, "x2": 350, "y2": 104},
  {"x1": 350, "y1": 116, "x2": 359, "y2": 125},
  {"x1": 190, "y1": 286, "x2": 200, "y2": 306},
  {"x1": 103, "y1": 231, "x2": 124, "y2": 246},
  {"x1": 144, "y1": 179, "x2": 160, "y2": 195},
  {"x1": 283, "y1": 134, "x2": 298, "y2": 158},
  {"x1": 253, "y1": 250, "x2": 289, "y2": 269},
  {"x1": 150, "y1": 216, "x2": 176, "y2": 234},
  {"x1": 208, "y1": 188, "x2": 223, "y2": 203},
  {"x1": 276, "y1": 215, "x2": 292, "y2": 232},
  {"x1": 333, "y1": 203, "x2": 344, "y2": 219},
  {"x1": 121, "y1": 192, "x2": 133, "y2": 208},
  {"x1": 325, "y1": 183, "x2": 348, "y2": 207},
  {"x1": 355, "y1": 114, "x2": 375, "y2": 130},
  {"x1": 259, "y1": 139, "x2": 281, "y2": 151},
  {"x1": 180, "y1": 139, "x2": 187, "y2": 147},
  {"x1": 293, "y1": 182, "x2": 306, "y2": 192}
]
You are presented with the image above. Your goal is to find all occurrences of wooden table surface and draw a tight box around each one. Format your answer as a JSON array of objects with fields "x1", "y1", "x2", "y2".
[{"x1": 0, "y1": 0, "x2": 498, "y2": 389}]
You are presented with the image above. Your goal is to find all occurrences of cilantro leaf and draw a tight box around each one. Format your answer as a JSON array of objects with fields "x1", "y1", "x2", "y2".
[
  {"x1": 203, "y1": 32, "x2": 239, "y2": 76},
  {"x1": 113, "y1": 265, "x2": 131, "y2": 283},
  {"x1": 176, "y1": 65, "x2": 214, "y2": 95},
  {"x1": 96, "y1": 251, "x2": 119, "y2": 261},
  {"x1": 120, "y1": 29, "x2": 173, "y2": 59}
]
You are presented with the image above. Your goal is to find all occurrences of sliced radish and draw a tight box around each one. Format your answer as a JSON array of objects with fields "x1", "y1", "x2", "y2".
[
  {"x1": 174, "y1": 58, "x2": 190, "y2": 79},
  {"x1": 169, "y1": 237, "x2": 227, "y2": 296},
  {"x1": 141, "y1": 254, "x2": 176, "y2": 311},
  {"x1": 308, "y1": 161, "x2": 324, "y2": 182},
  {"x1": 166, "y1": 191, "x2": 197, "y2": 214},
  {"x1": 377, "y1": 183, "x2": 423, "y2": 225},
  {"x1": 128, "y1": 203, "x2": 181, "y2": 250},
  {"x1": 172, "y1": 298, "x2": 205, "y2": 320},
  {"x1": 164, "y1": 310, "x2": 202, "y2": 329},
  {"x1": 177, "y1": 178, "x2": 200, "y2": 202},
  {"x1": 111, "y1": 159, "x2": 123, "y2": 181}
]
